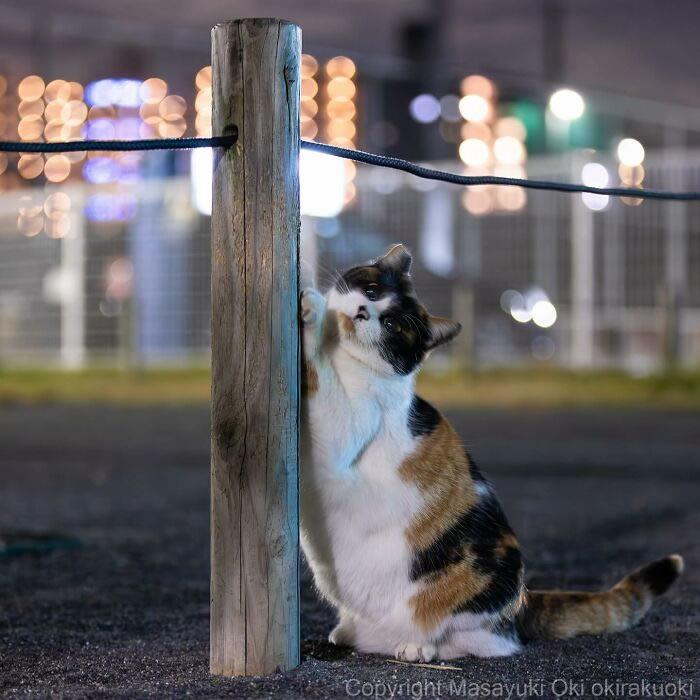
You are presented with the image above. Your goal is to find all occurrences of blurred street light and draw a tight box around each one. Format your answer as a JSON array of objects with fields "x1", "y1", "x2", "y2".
[
  {"x1": 458, "y1": 137, "x2": 489, "y2": 166},
  {"x1": 300, "y1": 149, "x2": 345, "y2": 218},
  {"x1": 616, "y1": 137, "x2": 645, "y2": 167},
  {"x1": 548, "y1": 88, "x2": 585, "y2": 121},
  {"x1": 458, "y1": 94, "x2": 490, "y2": 122},
  {"x1": 501, "y1": 288, "x2": 557, "y2": 327},
  {"x1": 532, "y1": 300, "x2": 557, "y2": 328}
]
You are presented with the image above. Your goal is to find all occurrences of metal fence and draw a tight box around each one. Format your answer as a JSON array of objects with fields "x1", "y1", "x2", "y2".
[{"x1": 0, "y1": 148, "x2": 699, "y2": 371}]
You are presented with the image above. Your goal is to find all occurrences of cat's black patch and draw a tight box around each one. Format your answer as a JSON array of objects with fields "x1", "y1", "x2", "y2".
[
  {"x1": 407, "y1": 395, "x2": 440, "y2": 437},
  {"x1": 632, "y1": 556, "x2": 682, "y2": 596},
  {"x1": 409, "y1": 491, "x2": 523, "y2": 614},
  {"x1": 457, "y1": 545, "x2": 522, "y2": 615},
  {"x1": 409, "y1": 491, "x2": 513, "y2": 579},
  {"x1": 336, "y1": 264, "x2": 414, "y2": 300},
  {"x1": 377, "y1": 290, "x2": 432, "y2": 375}
]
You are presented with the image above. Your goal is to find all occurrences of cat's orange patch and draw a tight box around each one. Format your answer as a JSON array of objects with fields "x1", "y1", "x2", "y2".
[
  {"x1": 400, "y1": 415, "x2": 524, "y2": 630},
  {"x1": 521, "y1": 588, "x2": 643, "y2": 639},
  {"x1": 494, "y1": 532, "x2": 520, "y2": 559},
  {"x1": 409, "y1": 548, "x2": 491, "y2": 630},
  {"x1": 399, "y1": 417, "x2": 477, "y2": 551},
  {"x1": 338, "y1": 312, "x2": 355, "y2": 336},
  {"x1": 302, "y1": 359, "x2": 319, "y2": 396}
]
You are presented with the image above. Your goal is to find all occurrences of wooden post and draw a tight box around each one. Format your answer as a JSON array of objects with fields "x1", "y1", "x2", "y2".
[{"x1": 210, "y1": 18, "x2": 301, "y2": 676}]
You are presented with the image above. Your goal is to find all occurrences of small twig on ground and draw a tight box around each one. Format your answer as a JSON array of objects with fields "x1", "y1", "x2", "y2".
[{"x1": 386, "y1": 659, "x2": 462, "y2": 671}]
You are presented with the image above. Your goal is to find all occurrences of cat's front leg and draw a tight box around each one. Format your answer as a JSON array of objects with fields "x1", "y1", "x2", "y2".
[
  {"x1": 329, "y1": 609, "x2": 357, "y2": 647},
  {"x1": 301, "y1": 287, "x2": 328, "y2": 400},
  {"x1": 301, "y1": 287, "x2": 326, "y2": 360}
]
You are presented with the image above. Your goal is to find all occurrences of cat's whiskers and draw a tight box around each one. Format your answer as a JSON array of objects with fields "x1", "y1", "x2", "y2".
[{"x1": 312, "y1": 261, "x2": 342, "y2": 292}]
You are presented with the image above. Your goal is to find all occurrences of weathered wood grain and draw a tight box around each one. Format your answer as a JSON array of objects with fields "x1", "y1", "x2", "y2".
[{"x1": 210, "y1": 18, "x2": 301, "y2": 677}]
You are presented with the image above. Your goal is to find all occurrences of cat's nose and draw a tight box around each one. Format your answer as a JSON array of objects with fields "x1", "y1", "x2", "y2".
[{"x1": 354, "y1": 305, "x2": 370, "y2": 321}]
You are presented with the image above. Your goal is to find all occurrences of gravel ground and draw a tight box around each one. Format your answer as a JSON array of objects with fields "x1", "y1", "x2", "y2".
[{"x1": 1, "y1": 404, "x2": 698, "y2": 699}]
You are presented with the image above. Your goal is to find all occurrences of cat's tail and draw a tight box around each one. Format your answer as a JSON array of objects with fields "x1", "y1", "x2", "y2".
[{"x1": 516, "y1": 554, "x2": 683, "y2": 642}]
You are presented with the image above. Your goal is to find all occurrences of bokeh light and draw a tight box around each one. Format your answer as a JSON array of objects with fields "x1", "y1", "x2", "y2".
[
  {"x1": 140, "y1": 78, "x2": 168, "y2": 105},
  {"x1": 327, "y1": 120, "x2": 356, "y2": 140},
  {"x1": 619, "y1": 163, "x2": 645, "y2": 185},
  {"x1": 458, "y1": 138, "x2": 490, "y2": 167},
  {"x1": 44, "y1": 155, "x2": 71, "y2": 183},
  {"x1": 195, "y1": 66, "x2": 212, "y2": 91},
  {"x1": 62, "y1": 100, "x2": 88, "y2": 126},
  {"x1": 299, "y1": 55, "x2": 318, "y2": 143},
  {"x1": 45, "y1": 79, "x2": 70, "y2": 103},
  {"x1": 17, "y1": 213, "x2": 44, "y2": 237},
  {"x1": 409, "y1": 94, "x2": 440, "y2": 123},
  {"x1": 159, "y1": 95, "x2": 187, "y2": 120},
  {"x1": 327, "y1": 77, "x2": 356, "y2": 100},
  {"x1": 18, "y1": 100, "x2": 44, "y2": 118},
  {"x1": 616, "y1": 138, "x2": 645, "y2": 167},
  {"x1": 301, "y1": 78, "x2": 318, "y2": 99},
  {"x1": 461, "y1": 122, "x2": 491, "y2": 141},
  {"x1": 493, "y1": 136, "x2": 525, "y2": 165},
  {"x1": 581, "y1": 162, "x2": 610, "y2": 210},
  {"x1": 459, "y1": 94, "x2": 490, "y2": 122},
  {"x1": 18, "y1": 154, "x2": 44, "y2": 179},
  {"x1": 18, "y1": 116, "x2": 44, "y2": 140},
  {"x1": 18, "y1": 75, "x2": 45, "y2": 101},
  {"x1": 301, "y1": 55, "x2": 318, "y2": 79},
  {"x1": 46, "y1": 214, "x2": 71, "y2": 239},
  {"x1": 439, "y1": 95, "x2": 461, "y2": 122},
  {"x1": 86, "y1": 79, "x2": 141, "y2": 108},
  {"x1": 548, "y1": 88, "x2": 585, "y2": 121},
  {"x1": 326, "y1": 98, "x2": 355, "y2": 121},
  {"x1": 460, "y1": 75, "x2": 495, "y2": 99},
  {"x1": 325, "y1": 56, "x2": 356, "y2": 79},
  {"x1": 495, "y1": 116, "x2": 526, "y2": 141},
  {"x1": 44, "y1": 192, "x2": 72, "y2": 219},
  {"x1": 18, "y1": 196, "x2": 43, "y2": 218},
  {"x1": 301, "y1": 120, "x2": 318, "y2": 139},
  {"x1": 462, "y1": 188, "x2": 492, "y2": 216},
  {"x1": 496, "y1": 186, "x2": 527, "y2": 211},
  {"x1": 532, "y1": 300, "x2": 557, "y2": 328}
]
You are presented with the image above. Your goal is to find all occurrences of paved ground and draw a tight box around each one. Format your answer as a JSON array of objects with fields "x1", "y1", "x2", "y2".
[{"x1": 1, "y1": 404, "x2": 698, "y2": 699}]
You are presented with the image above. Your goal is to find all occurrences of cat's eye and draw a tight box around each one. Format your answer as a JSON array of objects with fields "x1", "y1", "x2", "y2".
[
  {"x1": 383, "y1": 318, "x2": 401, "y2": 333},
  {"x1": 365, "y1": 286, "x2": 378, "y2": 301}
]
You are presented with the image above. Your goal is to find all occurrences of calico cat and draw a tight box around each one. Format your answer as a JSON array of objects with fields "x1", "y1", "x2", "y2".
[{"x1": 299, "y1": 243, "x2": 683, "y2": 661}]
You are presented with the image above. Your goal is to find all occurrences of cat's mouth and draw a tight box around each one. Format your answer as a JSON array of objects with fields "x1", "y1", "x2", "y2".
[{"x1": 354, "y1": 306, "x2": 370, "y2": 322}]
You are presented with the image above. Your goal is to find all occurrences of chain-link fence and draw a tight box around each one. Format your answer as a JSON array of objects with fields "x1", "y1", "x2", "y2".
[{"x1": 1, "y1": 149, "x2": 699, "y2": 371}]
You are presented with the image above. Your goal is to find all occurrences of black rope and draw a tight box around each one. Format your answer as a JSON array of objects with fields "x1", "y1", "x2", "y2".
[
  {"x1": 0, "y1": 134, "x2": 698, "y2": 201},
  {"x1": 301, "y1": 141, "x2": 700, "y2": 202},
  {"x1": 0, "y1": 136, "x2": 237, "y2": 153}
]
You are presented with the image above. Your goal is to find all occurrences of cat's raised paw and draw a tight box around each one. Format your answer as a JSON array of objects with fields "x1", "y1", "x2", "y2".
[
  {"x1": 301, "y1": 288, "x2": 324, "y2": 325},
  {"x1": 394, "y1": 642, "x2": 437, "y2": 663}
]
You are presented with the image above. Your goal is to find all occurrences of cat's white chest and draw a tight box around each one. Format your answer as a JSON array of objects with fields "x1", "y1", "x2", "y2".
[
  {"x1": 311, "y1": 428, "x2": 421, "y2": 616},
  {"x1": 300, "y1": 353, "x2": 422, "y2": 617}
]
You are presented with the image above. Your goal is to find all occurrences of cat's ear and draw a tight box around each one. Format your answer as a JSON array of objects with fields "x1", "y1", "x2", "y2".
[
  {"x1": 425, "y1": 315, "x2": 462, "y2": 350},
  {"x1": 377, "y1": 244, "x2": 412, "y2": 275}
]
